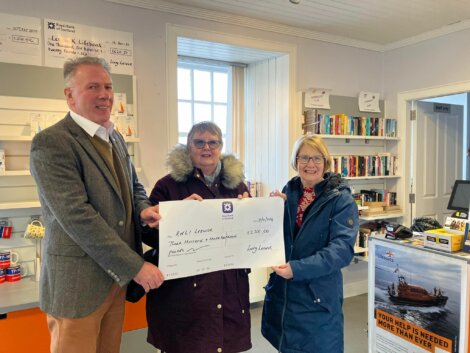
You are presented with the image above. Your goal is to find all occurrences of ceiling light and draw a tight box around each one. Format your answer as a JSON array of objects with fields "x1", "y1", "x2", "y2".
[{"x1": 290, "y1": 0, "x2": 300, "y2": 4}]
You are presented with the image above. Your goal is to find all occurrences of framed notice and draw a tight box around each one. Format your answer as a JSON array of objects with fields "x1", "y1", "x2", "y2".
[
  {"x1": 44, "y1": 18, "x2": 134, "y2": 74},
  {"x1": 0, "y1": 12, "x2": 42, "y2": 65},
  {"x1": 368, "y1": 239, "x2": 468, "y2": 353}
]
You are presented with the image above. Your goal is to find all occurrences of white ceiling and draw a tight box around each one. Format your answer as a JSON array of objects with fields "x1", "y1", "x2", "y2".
[
  {"x1": 109, "y1": 0, "x2": 470, "y2": 51},
  {"x1": 177, "y1": 37, "x2": 284, "y2": 64}
]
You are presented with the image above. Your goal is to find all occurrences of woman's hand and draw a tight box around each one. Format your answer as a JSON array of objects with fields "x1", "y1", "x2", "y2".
[
  {"x1": 269, "y1": 190, "x2": 287, "y2": 201},
  {"x1": 272, "y1": 263, "x2": 293, "y2": 279},
  {"x1": 237, "y1": 191, "x2": 250, "y2": 199},
  {"x1": 184, "y1": 193, "x2": 203, "y2": 201}
]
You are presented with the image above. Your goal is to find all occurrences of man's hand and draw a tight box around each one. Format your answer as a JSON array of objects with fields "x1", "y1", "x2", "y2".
[
  {"x1": 140, "y1": 205, "x2": 160, "y2": 228},
  {"x1": 133, "y1": 262, "x2": 165, "y2": 292},
  {"x1": 272, "y1": 263, "x2": 293, "y2": 279}
]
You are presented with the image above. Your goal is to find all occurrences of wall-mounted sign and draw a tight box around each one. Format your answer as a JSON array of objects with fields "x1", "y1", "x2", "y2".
[
  {"x1": 44, "y1": 18, "x2": 134, "y2": 75},
  {"x1": 304, "y1": 88, "x2": 331, "y2": 109},
  {"x1": 359, "y1": 91, "x2": 380, "y2": 113},
  {"x1": 433, "y1": 103, "x2": 451, "y2": 113},
  {"x1": 0, "y1": 12, "x2": 41, "y2": 65}
]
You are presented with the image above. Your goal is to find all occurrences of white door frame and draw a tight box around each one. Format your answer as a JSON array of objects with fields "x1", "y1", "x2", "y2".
[
  {"x1": 165, "y1": 24, "x2": 299, "y2": 152},
  {"x1": 398, "y1": 81, "x2": 470, "y2": 226}
]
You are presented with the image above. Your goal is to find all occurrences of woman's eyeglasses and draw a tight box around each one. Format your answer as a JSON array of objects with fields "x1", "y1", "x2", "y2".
[
  {"x1": 296, "y1": 155, "x2": 324, "y2": 165},
  {"x1": 192, "y1": 139, "x2": 222, "y2": 150}
]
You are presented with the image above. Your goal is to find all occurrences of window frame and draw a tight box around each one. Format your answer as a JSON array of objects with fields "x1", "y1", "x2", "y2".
[{"x1": 177, "y1": 60, "x2": 232, "y2": 152}]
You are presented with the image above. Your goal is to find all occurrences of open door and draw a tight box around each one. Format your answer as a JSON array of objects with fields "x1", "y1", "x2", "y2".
[{"x1": 413, "y1": 101, "x2": 463, "y2": 224}]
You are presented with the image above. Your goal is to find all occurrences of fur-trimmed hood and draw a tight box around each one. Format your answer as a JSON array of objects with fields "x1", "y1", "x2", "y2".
[{"x1": 166, "y1": 144, "x2": 245, "y2": 190}]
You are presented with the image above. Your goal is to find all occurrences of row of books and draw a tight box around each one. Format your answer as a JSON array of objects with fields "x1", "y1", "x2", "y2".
[
  {"x1": 331, "y1": 154, "x2": 398, "y2": 177},
  {"x1": 357, "y1": 189, "x2": 398, "y2": 206},
  {"x1": 303, "y1": 111, "x2": 397, "y2": 137}
]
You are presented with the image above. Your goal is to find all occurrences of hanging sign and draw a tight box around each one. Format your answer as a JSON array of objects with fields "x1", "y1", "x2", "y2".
[
  {"x1": 44, "y1": 18, "x2": 134, "y2": 74},
  {"x1": 358, "y1": 91, "x2": 380, "y2": 113},
  {"x1": 304, "y1": 88, "x2": 331, "y2": 109},
  {"x1": 0, "y1": 12, "x2": 41, "y2": 65}
]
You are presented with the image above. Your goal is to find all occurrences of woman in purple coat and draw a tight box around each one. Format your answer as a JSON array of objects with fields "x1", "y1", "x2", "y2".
[{"x1": 145, "y1": 121, "x2": 252, "y2": 353}]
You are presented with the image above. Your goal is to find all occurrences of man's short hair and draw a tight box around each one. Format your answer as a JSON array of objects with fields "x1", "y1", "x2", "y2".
[{"x1": 63, "y1": 56, "x2": 111, "y2": 88}]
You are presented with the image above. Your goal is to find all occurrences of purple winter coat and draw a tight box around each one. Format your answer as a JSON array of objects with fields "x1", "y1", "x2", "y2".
[{"x1": 145, "y1": 144, "x2": 252, "y2": 353}]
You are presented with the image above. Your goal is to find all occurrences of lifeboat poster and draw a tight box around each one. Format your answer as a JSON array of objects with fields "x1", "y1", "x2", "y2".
[{"x1": 368, "y1": 240, "x2": 468, "y2": 353}]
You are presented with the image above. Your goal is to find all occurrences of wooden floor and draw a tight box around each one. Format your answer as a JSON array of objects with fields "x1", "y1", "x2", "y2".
[{"x1": 121, "y1": 293, "x2": 369, "y2": 353}]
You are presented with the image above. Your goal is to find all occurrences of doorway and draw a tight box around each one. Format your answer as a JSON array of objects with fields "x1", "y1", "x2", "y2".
[
  {"x1": 398, "y1": 85, "x2": 470, "y2": 226},
  {"x1": 412, "y1": 98, "x2": 464, "y2": 223}
]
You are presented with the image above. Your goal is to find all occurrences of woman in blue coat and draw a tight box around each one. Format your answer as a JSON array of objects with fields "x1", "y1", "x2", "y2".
[{"x1": 261, "y1": 135, "x2": 359, "y2": 353}]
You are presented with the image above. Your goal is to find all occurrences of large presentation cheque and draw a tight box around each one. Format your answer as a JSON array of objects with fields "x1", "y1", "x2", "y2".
[{"x1": 158, "y1": 197, "x2": 285, "y2": 279}]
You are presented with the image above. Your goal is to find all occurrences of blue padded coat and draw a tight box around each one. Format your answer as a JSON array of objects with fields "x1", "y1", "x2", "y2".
[{"x1": 261, "y1": 173, "x2": 358, "y2": 353}]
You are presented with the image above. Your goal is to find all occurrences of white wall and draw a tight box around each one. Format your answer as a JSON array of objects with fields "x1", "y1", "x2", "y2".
[
  {"x1": 383, "y1": 28, "x2": 470, "y2": 225},
  {"x1": 384, "y1": 28, "x2": 470, "y2": 117},
  {"x1": 0, "y1": 0, "x2": 383, "y2": 191}
]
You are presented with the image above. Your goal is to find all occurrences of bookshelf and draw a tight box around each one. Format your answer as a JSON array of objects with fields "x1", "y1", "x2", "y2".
[{"x1": 301, "y1": 94, "x2": 403, "y2": 257}]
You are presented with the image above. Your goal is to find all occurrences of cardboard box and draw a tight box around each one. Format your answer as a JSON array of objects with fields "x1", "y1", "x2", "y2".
[{"x1": 424, "y1": 228, "x2": 464, "y2": 252}]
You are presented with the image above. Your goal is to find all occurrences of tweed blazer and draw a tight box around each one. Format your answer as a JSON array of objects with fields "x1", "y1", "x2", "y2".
[{"x1": 30, "y1": 114, "x2": 151, "y2": 318}]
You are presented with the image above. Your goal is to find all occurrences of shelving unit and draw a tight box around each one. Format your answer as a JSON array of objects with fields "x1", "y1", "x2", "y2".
[
  {"x1": 315, "y1": 134, "x2": 399, "y2": 142},
  {"x1": 360, "y1": 213, "x2": 404, "y2": 221},
  {"x1": 0, "y1": 68, "x2": 139, "y2": 220},
  {"x1": 344, "y1": 175, "x2": 399, "y2": 180},
  {"x1": 299, "y1": 95, "x2": 403, "y2": 296},
  {"x1": 0, "y1": 202, "x2": 41, "y2": 210},
  {"x1": 0, "y1": 136, "x2": 33, "y2": 141},
  {"x1": 1, "y1": 170, "x2": 31, "y2": 176}
]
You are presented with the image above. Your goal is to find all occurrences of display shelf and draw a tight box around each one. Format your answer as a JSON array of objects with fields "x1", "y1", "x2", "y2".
[
  {"x1": 0, "y1": 170, "x2": 31, "y2": 176},
  {"x1": 359, "y1": 212, "x2": 404, "y2": 221},
  {"x1": 0, "y1": 135, "x2": 139, "y2": 143},
  {"x1": 354, "y1": 245, "x2": 368, "y2": 254},
  {"x1": 316, "y1": 134, "x2": 399, "y2": 141},
  {"x1": 0, "y1": 237, "x2": 38, "y2": 249},
  {"x1": 345, "y1": 175, "x2": 400, "y2": 180},
  {"x1": 0, "y1": 201, "x2": 41, "y2": 210},
  {"x1": 124, "y1": 137, "x2": 140, "y2": 143},
  {"x1": 0, "y1": 135, "x2": 33, "y2": 141}
]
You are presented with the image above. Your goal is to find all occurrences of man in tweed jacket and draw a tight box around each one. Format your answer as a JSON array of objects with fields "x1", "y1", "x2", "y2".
[{"x1": 30, "y1": 56, "x2": 164, "y2": 353}]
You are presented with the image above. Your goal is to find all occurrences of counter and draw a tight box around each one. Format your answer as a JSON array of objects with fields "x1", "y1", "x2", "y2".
[
  {"x1": 0, "y1": 277, "x2": 148, "y2": 353},
  {"x1": 368, "y1": 234, "x2": 470, "y2": 353}
]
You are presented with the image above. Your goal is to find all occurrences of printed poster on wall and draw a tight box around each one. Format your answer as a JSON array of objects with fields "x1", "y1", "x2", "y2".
[
  {"x1": 368, "y1": 240, "x2": 468, "y2": 353},
  {"x1": 44, "y1": 18, "x2": 133, "y2": 74},
  {"x1": 304, "y1": 88, "x2": 331, "y2": 109},
  {"x1": 359, "y1": 91, "x2": 381, "y2": 113},
  {"x1": 0, "y1": 12, "x2": 41, "y2": 65}
]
